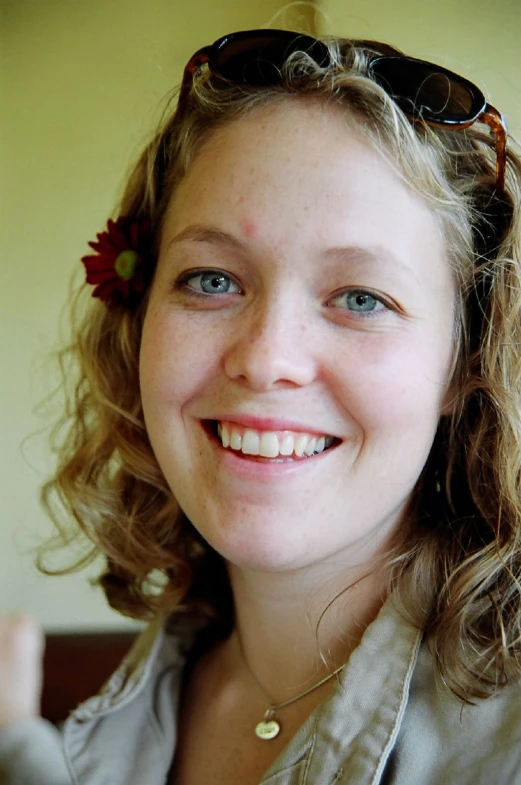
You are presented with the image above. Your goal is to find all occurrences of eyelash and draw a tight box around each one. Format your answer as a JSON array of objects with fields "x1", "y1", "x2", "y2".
[{"x1": 174, "y1": 269, "x2": 393, "y2": 319}]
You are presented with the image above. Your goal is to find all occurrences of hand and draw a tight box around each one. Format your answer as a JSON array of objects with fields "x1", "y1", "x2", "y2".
[{"x1": 0, "y1": 613, "x2": 44, "y2": 728}]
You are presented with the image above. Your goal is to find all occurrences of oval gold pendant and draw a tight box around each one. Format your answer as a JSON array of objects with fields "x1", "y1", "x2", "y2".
[{"x1": 255, "y1": 719, "x2": 281, "y2": 740}]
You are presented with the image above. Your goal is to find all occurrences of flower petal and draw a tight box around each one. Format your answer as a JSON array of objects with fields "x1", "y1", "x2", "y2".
[{"x1": 82, "y1": 215, "x2": 153, "y2": 306}]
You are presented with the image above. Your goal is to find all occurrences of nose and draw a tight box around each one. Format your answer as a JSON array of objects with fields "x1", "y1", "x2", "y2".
[{"x1": 223, "y1": 295, "x2": 318, "y2": 391}]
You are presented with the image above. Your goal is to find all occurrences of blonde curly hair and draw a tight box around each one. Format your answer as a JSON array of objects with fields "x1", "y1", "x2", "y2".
[{"x1": 40, "y1": 34, "x2": 521, "y2": 702}]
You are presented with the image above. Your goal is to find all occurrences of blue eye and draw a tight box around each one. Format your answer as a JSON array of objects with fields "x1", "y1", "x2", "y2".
[
  {"x1": 184, "y1": 271, "x2": 240, "y2": 295},
  {"x1": 332, "y1": 290, "x2": 386, "y2": 314}
]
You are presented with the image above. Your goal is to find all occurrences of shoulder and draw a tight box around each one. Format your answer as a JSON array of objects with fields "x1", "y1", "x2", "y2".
[
  {"x1": 69, "y1": 613, "x2": 202, "y2": 720},
  {"x1": 0, "y1": 718, "x2": 70, "y2": 785},
  {"x1": 396, "y1": 642, "x2": 521, "y2": 784},
  {"x1": 62, "y1": 613, "x2": 206, "y2": 785}
]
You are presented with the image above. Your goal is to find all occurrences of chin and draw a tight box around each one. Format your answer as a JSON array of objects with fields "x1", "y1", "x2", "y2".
[{"x1": 195, "y1": 514, "x2": 315, "y2": 573}]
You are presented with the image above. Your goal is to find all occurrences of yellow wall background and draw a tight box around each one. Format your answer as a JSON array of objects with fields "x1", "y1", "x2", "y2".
[
  {"x1": 1, "y1": 0, "x2": 519, "y2": 631},
  {"x1": 319, "y1": 0, "x2": 521, "y2": 132}
]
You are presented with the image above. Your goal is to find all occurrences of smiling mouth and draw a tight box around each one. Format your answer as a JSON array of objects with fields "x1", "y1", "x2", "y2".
[{"x1": 209, "y1": 420, "x2": 339, "y2": 461}]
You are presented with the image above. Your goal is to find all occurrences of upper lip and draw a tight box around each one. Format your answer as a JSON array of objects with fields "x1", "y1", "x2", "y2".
[{"x1": 206, "y1": 414, "x2": 341, "y2": 438}]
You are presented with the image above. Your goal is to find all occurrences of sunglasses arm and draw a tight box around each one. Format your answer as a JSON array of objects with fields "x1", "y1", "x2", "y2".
[
  {"x1": 479, "y1": 105, "x2": 507, "y2": 193},
  {"x1": 178, "y1": 47, "x2": 211, "y2": 110}
]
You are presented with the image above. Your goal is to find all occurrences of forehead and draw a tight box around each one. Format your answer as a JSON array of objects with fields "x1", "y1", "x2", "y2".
[{"x1": 161, "y1": 100, "x2": 447, "y2": 283}]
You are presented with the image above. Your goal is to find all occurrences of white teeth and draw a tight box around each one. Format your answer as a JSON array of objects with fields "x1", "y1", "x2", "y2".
[
  {"x1": 279, "y1": 434, "x2": 294, "y2": 456},
  {"x1": 215, "y1": 421, "x2": 335, "y2": 459},
  {"x1": 304, "y1": 437, "x2": 317, "y2": 456},
  {"x1": 220, "y1": 423, "x2": 230, "y2": 448},
  {"x1": 293, "y1": 434, "x2": 308, "y2": 457},
  {"x1": 315, "y1": 436, "x2": 326, "y2": 453},
  {"x1": 259, "y1": 432, "x2": 280, "y2": 458},
  {"x1": 242, "y1": 429, "x2": 260, "y2": 455},
  {"x1": 230, "y1": 429, "x2": 242, "y2": 450}
]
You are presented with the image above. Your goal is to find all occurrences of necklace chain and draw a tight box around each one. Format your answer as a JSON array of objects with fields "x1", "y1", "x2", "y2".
[{"x1": 237, "y1": 634, "x2": 347, "y2": 740}]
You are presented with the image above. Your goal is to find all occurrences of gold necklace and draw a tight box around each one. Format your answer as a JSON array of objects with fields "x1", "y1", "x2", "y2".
[{"x1": 237, "y1": 636, "x2": 347, "y2": 741}]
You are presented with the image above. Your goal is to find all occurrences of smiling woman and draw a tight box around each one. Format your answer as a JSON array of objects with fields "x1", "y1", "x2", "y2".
[
  {"x1": 140, "y1": 103, "x2": 455, "y2": 583},
  {"x1": 2, "y1": 28, "x2": 521, "y2": 785}
]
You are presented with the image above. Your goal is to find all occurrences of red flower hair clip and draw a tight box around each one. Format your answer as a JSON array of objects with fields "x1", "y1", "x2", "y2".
[{"x1": 81, "y1": 216, "x2": 153, "y2": 306}]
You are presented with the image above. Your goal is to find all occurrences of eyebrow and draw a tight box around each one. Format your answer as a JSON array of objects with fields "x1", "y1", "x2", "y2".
[
  {"x1": 167, "y1": 225, "x2": 245, "y2": 251},
  {"x1": 322, "y1": 244, "x2": 418, "y2": 281},
  {"x1": 167, "y1": 224, "x2": 417, "y2": 280}
]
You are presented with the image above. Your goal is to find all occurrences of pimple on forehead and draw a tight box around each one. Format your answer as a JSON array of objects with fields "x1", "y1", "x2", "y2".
[{"x1": 240, "y1": 218, "x2": 257, "y2": 239}]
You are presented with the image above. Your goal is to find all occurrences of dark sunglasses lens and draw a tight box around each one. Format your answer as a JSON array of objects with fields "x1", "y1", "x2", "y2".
[
  {"x1": 370, "y1": 58, "x2": 481, "y2": 122},
  {"x1": 215, "y1": 32, "x2": 330, "y2": 85}
]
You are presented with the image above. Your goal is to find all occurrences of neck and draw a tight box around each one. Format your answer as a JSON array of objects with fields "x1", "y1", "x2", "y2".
[{"x1": 224, "y1": 559, "x2": 387, "y2": 705}]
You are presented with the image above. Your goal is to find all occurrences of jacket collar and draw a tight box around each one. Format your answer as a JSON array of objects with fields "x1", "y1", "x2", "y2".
[
  {"x1": 62, "y1": 614, "x2": 203, "y2": 785},
  {"x1": 62, "y1": 601, "x2": 422, "y2": 785},
  {"x1": 260, "y1": 599, "x2": 422, "y2": 784}
]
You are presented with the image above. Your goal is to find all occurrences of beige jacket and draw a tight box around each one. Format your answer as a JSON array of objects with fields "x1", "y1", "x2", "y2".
[{"x1": 1, "y1": 598, "x2": 521, "y2": 785}]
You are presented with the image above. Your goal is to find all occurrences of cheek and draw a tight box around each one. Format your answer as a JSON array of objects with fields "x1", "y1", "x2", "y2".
[
  {"x1": 140, "y1": 312, "x2": 186, "y2": 415},
  {"x1": 329, "y1": 330, "x2": 454, "y2": 431},
  {"x1": 139, "y1": 309, "x2": 223, "y2": 416}
]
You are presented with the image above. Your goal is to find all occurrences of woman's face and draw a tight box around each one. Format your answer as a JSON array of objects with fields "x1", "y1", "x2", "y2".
[{"x1": 140, "y1": 101, "x2": 456, "y2": 575}]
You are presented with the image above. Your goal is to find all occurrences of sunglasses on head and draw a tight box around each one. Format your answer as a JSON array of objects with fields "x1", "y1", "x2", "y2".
[{"x1": 179, "y1": 29, "x2": 506, "y2": 192}]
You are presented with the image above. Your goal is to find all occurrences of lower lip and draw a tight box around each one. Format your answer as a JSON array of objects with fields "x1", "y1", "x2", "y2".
[{"x1": 204, "y1": 423, "x2": 335, "y2": 481}]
